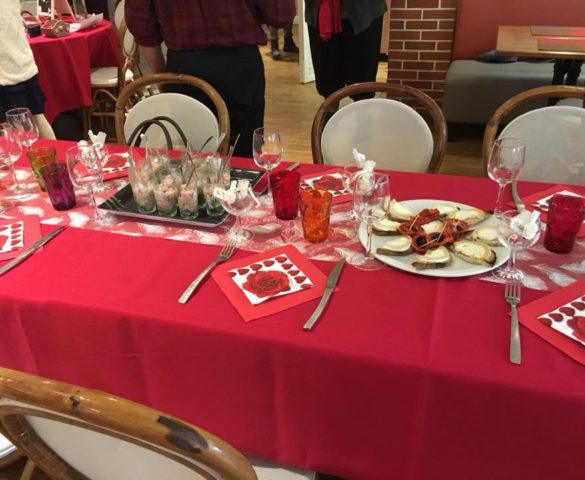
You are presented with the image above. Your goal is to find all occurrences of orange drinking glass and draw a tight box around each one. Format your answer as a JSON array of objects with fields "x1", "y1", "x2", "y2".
[
  {"x1": 27, "y1": 146, "x2": 57, "y2": 191},
  {"x1": 300, "y1": 188, "x2": 332, "y2": 243}
]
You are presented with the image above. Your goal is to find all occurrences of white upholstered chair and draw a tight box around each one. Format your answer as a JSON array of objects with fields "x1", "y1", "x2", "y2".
[
  {"x1": 0, "y1": 367, "x2": 315, "y2": 480},
  {"x1": 483, "y1": 85, "x2": 585, "y2": 185},
  {"x1": 311, "y1": 82, "x2": 447, "y2": 173},
  {"x1": 114, "y1": 73, "x2": 230, "y2": 154}
]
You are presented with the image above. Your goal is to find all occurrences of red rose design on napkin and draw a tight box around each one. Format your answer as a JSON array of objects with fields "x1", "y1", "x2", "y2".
[
  {"x1": 567, "y1": 316, "x2": 585, "y2": 343},
  {"x1": 313, "y1": 175, "x2": 344, "y2": 192},
  {"x1": 243, "y1": 271, "x2": 291, "y2": 298}
]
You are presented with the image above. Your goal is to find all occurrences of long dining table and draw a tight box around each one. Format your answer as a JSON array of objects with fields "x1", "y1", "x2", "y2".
[{"x1": 1, "y1": 140, "x2": 584, "y2": 480}]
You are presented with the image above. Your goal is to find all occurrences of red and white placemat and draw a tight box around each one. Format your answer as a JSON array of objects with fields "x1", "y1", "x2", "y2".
[
  {"x1": 519, "y1": 280, "x2": 585, "y2": 366},
  {"x1": 0, "y1": 216, "x2": 43, "y2": 262},
  {"x1": 212, "y1": 245, "x2": 326, "y2": 321},
  {"x1": 301, "y1": 169, "x2": 351, "y2": 205}
]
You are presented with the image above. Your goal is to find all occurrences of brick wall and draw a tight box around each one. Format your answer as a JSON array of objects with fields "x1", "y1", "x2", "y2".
[{"x1": 387, "y1": 0, "x2": 457, "y2": 105}]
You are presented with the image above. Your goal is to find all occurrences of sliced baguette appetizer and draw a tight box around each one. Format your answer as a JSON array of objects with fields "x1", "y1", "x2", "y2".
[
  {"x1": 376, "y1": 235, "x2": 413, "y2": 256},
  {"x1": 428, "y1": 203, "x2": 460, "y2": 218},
  {"x1": 446, "y1": 208, "x2": 489, "y2": 226},
  {"x1": 387, "y1": 199, "x2": 416, "y2": 221},
  {"x1": 449, "y1": 240, "x2": 496, "y2": 266},
  {"x1": 464, "y1": 227, "x2": 500, "y2": 247},
  {"x1": 372, "y1": 218, "x2": 403, "y2": 236},
  {"x1": 421, "y1": 220, "x2": 444, "y2": 235},
  {"x1": 411, "y1": 246, "x2": 452, "y2": 270}
]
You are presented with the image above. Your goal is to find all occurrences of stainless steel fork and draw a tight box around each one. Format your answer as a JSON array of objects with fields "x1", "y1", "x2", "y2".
[
  {"x1": 178, "y1": 240, "x2": 236, "y2": 304},
  {"x1": 505, "y1": 282, "x2": 522, "y2": 365}
]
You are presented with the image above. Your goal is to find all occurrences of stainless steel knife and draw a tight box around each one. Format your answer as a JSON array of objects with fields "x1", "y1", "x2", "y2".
[
  {"x1": 257, "y1": 162, "x2": 300, "y2": 196},
  {"x1": 303, "y1": 258, "x2": 346, "y2": 331},
  {"x1": 0, "y1": 226, "x2": 66, "y2": 277}
]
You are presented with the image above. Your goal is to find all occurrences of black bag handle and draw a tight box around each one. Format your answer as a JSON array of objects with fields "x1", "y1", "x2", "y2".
[{"x1": 126, "y1": 116, "x2": 189, "y2": 149}]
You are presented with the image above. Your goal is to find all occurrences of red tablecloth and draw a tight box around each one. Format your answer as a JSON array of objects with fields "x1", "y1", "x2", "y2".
[
  {"x1": 28, "y1": 21, "x2": 118, "y2": 122},
  {"x1": 1, "y1": 143, "x2": 585, "y2": 480}
]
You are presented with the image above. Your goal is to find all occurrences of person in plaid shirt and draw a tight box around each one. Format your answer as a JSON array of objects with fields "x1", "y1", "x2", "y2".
[{"x1": 125, "y1": 0, "x2": 295, "y2": 157}]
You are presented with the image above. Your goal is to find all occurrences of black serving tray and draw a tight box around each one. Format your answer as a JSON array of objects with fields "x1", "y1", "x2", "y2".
[{"x1": 98, "y1": 167, "x2": 264, "y2": 228}]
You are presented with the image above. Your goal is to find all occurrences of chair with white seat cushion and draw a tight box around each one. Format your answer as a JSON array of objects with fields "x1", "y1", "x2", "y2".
[
  {"x1": 0, "y1": 367, "x2": 315, "y2": 480},
  {"x1": 311, "y1": 82, "x2": 447, "y2": 173},
  {"x1": 483, "y1": 85, "x2": 585, "y2": 185},
  {"x1": 115, "y1": 72, "x2": 231, "y2": 155}
]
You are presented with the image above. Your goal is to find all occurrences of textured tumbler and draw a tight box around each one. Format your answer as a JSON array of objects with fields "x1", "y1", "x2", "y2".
[
  {"x1": 300, "y1": 188, "x2": 332, "y2": 243},
  {"x1": 271, "y1": 170, "x2": 300, "y2": 220},
  {"x1": 544, "y1": 194, "x2": 585, "y2": 254}
]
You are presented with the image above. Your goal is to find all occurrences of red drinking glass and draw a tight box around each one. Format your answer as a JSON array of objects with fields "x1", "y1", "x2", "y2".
[
  {"x1": 271, "y1": 170, "x2": 300, "y2": 220},
  {"x1": 544, "y1": 194, "x2": 585, "y2": 254}
]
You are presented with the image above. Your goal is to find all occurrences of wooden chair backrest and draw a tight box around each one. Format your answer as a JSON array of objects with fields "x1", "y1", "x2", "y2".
[
  {"x1": 0, "y1": 367, "x2": 257, "y2": 480},
  {"x1": 114, "y1": 72, "x2": 230, "y2": 154},
  {"x1": 311, "y1": 82, "x2": 447, "y2": 173},
  {"x1": 482, "y1": 85, "x2": 585, "y2": 170}
]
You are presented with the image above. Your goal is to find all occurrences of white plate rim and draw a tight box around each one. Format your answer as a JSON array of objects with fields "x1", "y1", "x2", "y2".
[{"x1": 358, "y1": 199, "x2": 511, "y2": 278}]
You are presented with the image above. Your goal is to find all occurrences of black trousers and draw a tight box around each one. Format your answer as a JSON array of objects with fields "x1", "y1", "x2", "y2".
[
  {"x1": 166, "y1": 45, "x2": 265, "y2": 158},
  {"x1": 308, "y1": 16, "x2": 383, "y2": 99}
]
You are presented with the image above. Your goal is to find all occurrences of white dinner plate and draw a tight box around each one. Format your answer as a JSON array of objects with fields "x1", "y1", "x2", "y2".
[
  {"x1": 0, "y1": 432, "x2": 16, "y2": 458},
  {"x1": 358, "y1": 199, "x2": 511, "y2": 278}
]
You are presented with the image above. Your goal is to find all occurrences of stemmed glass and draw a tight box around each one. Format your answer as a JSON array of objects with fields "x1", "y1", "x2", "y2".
[
  {"x1": 353, "y1": 172, "x2": 391, "y2": 258},
  {"x1": 217, "y1": 188, "x2": 257, "y2": 244},
  {"x1": 252, "y1": 127, "x2": 282, "y2": 202},
  {"x1": 66, "y1": 145, "x2": 113, "y2": 226},
  {"x1": 494, "y1": 209, "x2": 541, "y2": 283},
  {"x1": 0, "y1": 123, "x2": 24, "y2": 195},
  {"x1": 487, "y1": 138, "x2": 525, "y2": 217},
  {"x1": 5, "y1": 108, "x2": 38, "y2": 151}
]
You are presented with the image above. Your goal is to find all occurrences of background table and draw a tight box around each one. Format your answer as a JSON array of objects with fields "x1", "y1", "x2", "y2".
[
  {"x1": 28, "y1": 21, "x2": 118, "y2": 122},
  {"x1": 496, "y1": 25, "x2": 584, "y2": 85},
  {"x1": 1, "y1": 142, "x2": 585, "y2": 480}
]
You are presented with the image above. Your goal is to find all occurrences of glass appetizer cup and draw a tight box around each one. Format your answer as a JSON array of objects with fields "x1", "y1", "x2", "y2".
[
  {"x1": 153, "y1": 170, "x2": 180, "y2": 218},
  {"x1": 128, "y1": 161, "x2": 156, "y2": 215},
  {"x1": 178, "y1": 177, "x2": 199, "y2": 220},
  {"x1": 203, "y1": 181, "x2": 224, "y2": 217}
]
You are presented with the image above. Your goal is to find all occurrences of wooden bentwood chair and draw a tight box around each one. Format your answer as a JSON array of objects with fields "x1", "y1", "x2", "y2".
[
  {"x1": 311, "y1": 82, "x2": 447, "y2": 173},
  {"x1": 0, "y1": 367, "x2": 312, "y2": 480},
  {"x1": 483, "y1": 85, "x2": 585, "y2": 185},
  {"x1": 114, "y1": 73, "x2": 230, "y2": 155}
]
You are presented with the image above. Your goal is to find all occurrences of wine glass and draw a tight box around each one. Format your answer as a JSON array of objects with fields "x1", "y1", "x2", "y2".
[
  {"x1": 353, "y1": 172, "x2": 391, "y2": 259},
  {"x1": 5, "y1": 108, "x2": 39, "y2": 151},
  {"x1": 217, "y1": 189, "x2": 257, "y2": 244},
  {"x1": 0, "y1": 123, "x2": 24, "y2": 195},
  {"x1": 494, "y1": 209, "x2": 541, "y2": 283},
  {"x1": 487, "y1": 138, "x2": 525, "y2": 217},
  {"x1": 252, "y1": 127, "x2": 282, "y2": 202},
  {"x1": 66, "y1": 145, "x2": 113, "y2": 226}
]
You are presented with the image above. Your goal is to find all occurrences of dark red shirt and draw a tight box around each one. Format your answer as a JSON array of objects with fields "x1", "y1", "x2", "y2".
[{"x1": 125, "y1": 0, "x2": 296, "y2": 50}]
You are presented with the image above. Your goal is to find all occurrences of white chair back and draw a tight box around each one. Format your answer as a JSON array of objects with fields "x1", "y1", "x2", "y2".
[
  {"x1": 499, "y1": 106, "x2": 585, "y2": 185},
  {"x1": 124, "y1": 93, "x2": 220, "y2": 150},
  {"x1": 27, "y1": 415, "x2": 209, "y2": 480},
  {"x1": 113, "y1": 0, "x2": 125, "y2": 31},
  {"x1": 320, "y1": 98, "x2": 434, "y2": 171},
  {"x1": 0, "y1": 432, "x2": 17, "y2": 460}
]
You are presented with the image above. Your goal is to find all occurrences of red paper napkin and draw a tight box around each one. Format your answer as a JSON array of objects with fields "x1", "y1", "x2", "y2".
[
  {"x1": 515, "y1": 185, "x2": 585, "y2": 238},
  {"x1": 0, "y1": 216, "x2": 43, "y2": 262},
  {"x1": 212, "y1": 245, "x2": 326, "y2": 322},
  {"x1": 102, "y1": 152, "x2": 130, "y2": 181},
  {"x1": 301, "y1": 169, "x2": 351, "y2": 205},
  {"x1": 519, "y1": 281, "x2": 585, "y2": 366}
]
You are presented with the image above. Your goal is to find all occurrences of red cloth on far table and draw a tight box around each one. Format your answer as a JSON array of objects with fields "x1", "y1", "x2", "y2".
[{"x1": 28, "y1": 21, "x2": 118, "y2": 122}]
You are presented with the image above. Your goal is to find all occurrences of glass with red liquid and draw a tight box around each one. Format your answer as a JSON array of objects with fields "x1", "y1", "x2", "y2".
[
  {"x1": 271, "y1": 170, "x2": 300, "y2": 220},
  {"x1": 544, "y1": 194, "x2": 585, "y2": 254}
]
